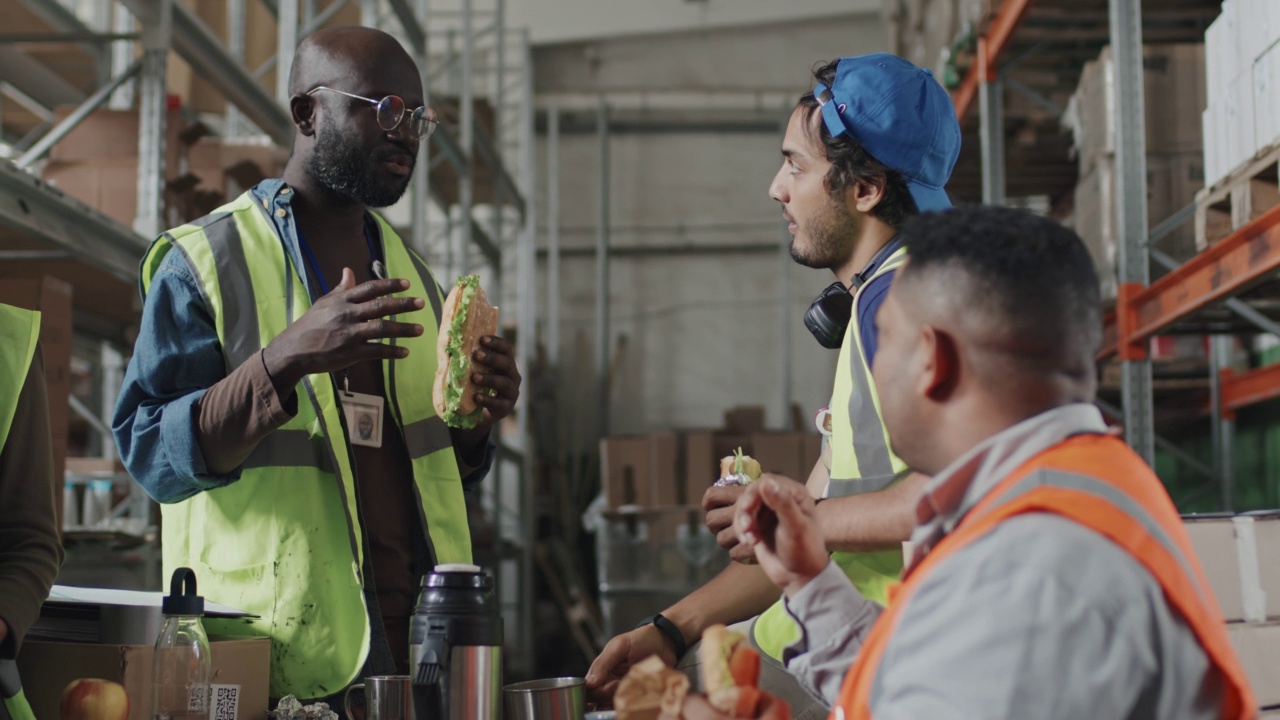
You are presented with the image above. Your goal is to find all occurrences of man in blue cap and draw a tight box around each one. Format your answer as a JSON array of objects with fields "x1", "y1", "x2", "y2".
[{"x1": 587, "y1": 54, "x2": 960, "y2": 717}]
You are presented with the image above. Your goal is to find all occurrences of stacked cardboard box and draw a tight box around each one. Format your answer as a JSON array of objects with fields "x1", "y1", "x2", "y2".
[
  {"x1": 1065, "y1": 44, "x2": 1206, "y2": 298},
  {"x1": 19, "y1": 637, "x2": 271, "y2": 720},
  {"x1": 595, "y1": 406, "x2": 824, "y2": 635},
  {"x1": 1203, "y1": 0, "x2": 1280, "y2": 187},
  {"x1": 1185, "y1": 512, "x2": 1280, "y2": 711},
  {"x1": 38, "y1": 106, "x2": 263, "y2": 230}
]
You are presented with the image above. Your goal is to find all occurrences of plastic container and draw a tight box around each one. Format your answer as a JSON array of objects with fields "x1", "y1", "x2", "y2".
[
  {"x1": 62, "y1": 481, "x2": 79, "y2": 530},
  {"x1": 153, "y1": 568, "x2": 211, "y2": 719}
]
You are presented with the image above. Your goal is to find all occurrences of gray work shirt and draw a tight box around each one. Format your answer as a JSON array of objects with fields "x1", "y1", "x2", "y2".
[{"x1": 783, "y1": 404, "x2": 1224, "y2": 719}]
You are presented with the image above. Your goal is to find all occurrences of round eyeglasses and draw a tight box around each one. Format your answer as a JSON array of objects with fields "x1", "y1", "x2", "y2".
[{"x1": 306, "y1": 86, "x2": 439, "y2": 139}]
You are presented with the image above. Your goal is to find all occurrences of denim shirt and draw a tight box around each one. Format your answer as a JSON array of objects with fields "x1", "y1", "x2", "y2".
[{"x1": 112, "y1": 178, "x2": 493, "y2": 503}]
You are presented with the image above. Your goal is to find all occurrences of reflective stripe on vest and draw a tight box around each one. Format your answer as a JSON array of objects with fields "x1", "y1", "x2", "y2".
[
  {"x1": 752, "y1": 247, "x2": 909, "y2": 661},
  {"x1": 139, "y1": 191, "x2": 470, "y2": 699},
  {"x1": 833, "y1": 435, "x2": 1257, "y2": 720},
  {"x1": 0, "y1": 304, "x2": 39, "y2": 455}
]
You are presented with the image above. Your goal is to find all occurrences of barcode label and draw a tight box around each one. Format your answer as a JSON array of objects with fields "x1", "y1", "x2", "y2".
[{"x1": 212, "y1": 684, "x2": 241, "y2": 720}]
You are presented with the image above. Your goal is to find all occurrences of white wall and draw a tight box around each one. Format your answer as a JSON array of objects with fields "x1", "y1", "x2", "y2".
[
  {"x1": 535, "y1": 13, "x2": 888, "y2": 439},
  {"x1": 510, "y1": 0, "x2": 879, "y2": 45}
]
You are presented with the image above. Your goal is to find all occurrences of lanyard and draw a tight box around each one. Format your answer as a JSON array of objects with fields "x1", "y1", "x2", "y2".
[{"x1": 296, "y1": 220, "x2": 383, "y2": 296}]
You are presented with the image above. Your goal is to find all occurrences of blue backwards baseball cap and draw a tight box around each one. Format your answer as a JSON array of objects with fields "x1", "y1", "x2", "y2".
[{"x1": 813, "y1": 53, "x2": 962, "y2": 213}]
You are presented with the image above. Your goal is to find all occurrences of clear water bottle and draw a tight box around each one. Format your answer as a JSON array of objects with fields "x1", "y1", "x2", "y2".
[{"x1": 153, "y1": 568, "x2": 211, "y2": 720}]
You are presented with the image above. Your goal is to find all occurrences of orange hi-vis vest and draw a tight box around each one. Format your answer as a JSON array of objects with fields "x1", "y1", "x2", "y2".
[{"x1": 831, "y1": 434, "x2": 1257, "y2": 720}]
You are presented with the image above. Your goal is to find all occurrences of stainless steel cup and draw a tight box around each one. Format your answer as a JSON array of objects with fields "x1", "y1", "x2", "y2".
[
  {"x1": 345, "y1": 675, "x2": 414, "y2": 720},
  {"x1": 502, "y1": 677, "x2": 585, "y2": 720}
]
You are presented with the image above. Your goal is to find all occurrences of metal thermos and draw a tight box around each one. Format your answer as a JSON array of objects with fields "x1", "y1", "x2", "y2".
[{"x1": 409, "y1": 564, "x2": 503, "y2": 720}]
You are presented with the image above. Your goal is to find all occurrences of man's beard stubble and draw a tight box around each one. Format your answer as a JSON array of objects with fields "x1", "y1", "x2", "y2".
[
  {"x1": 308, "y1": 118, "x2": 414, "y2": 208},
  {"x1": 789, "y1": 192, "x2": 859, "y2": 270}
]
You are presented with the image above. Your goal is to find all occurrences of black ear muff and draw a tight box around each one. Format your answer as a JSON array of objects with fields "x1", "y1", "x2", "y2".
[{"x1": 804, "y1": 282, "x2": 853, "y2": 349}]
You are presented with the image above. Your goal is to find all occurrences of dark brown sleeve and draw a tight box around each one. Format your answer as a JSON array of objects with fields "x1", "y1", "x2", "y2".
[
  {"x1": 195, "y1": 350, "x2": 298, "y2": 476},
  {"x1": 0, "y1": 346, "x2": 64, "y2": 658}
]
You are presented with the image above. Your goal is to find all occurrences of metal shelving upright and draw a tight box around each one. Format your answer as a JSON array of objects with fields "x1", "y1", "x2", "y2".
[
  {"x1": 956, "y1": 0, "x2": 1280, "y2": 510},
  {"x1": 1, "y1": 0, "x2": 541, "y2": 671}
]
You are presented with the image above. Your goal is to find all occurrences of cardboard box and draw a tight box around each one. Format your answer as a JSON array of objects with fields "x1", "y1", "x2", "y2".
[
  {"x1": 47, "y1": 106, "x2": 187, "y2": 175},
  {"x1": 1067, "y1": 44, "x2": 1206, "y2": 173},
  {"x1": 43, "y1": 159, "x2": 144, "y2": 229},
  {"x1": 17, "y1": 636, "x2": 270, "y2": 720},
  {"x1": 0, "y1": 277, "x2": 72, "y2": 530},
  {"x1": 1227, "y1": 622, "x2": 1280, "y2": 707},
  {"x1": 1255, "y1": 41, "x2": 1280, "y2": 153},
  {"x1": 1185, "y1": 515, "x2": 1246, "y2": 621},
  {"x1": 750, "y1": 433, "x2": 806, "y2": 482},
  {"x1": 683, "y1": 431, "x2": 717, "y2": 504},
  {"x1": 723, "y1": 406, "x2": 766, "y2": 435},
  {"x1": 600, "y1": 436, "x2": 652, "y2": 509},
  {"x1": 1184, "y1": 513, "x2": 1280, "y2": 623},
  {"x1": 649, "y1": 431, "x2": 680, "y2": 507}
]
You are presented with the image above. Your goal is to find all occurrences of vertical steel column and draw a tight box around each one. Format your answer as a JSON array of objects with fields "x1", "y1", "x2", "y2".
[
  {"x1": 516, "y1": 26, "x2": 537, "y2": 683},
  {"x1": 99, "y1": 342, "x2": 123, "y2": 463},
  {"x1": 277, "y1": 0, "x2": 299, "y2": 107},
  {"x1": 110, "y1": 2, "x2": 135, "y2": 110},
  {"x1": 410, "y1": 0, "x2": 430, "y2": 256},
  {"x1": 596, "y1": 99, "x2": 611, "y2": 435},
  {"x1": 135, "y1": 0, "x2": 171, "y2": 239},
  {"x1": 491, "y1": 0, "x2": 505, "y2": 271},
  {"x1": 779, "y1": 113, "x2": 793, "y2": 428},
  {"x1": 226, "y1": 0, "x2": 247, "y2": 138},
  {"x1": 1110, "y1": 0, "x2": 1155, "y2": 464},
  {"x1": 977, "y1": 39, "x2": 1006, "y2": 206},
  {"x1": 1210, "y1": 336, "x2": 1235, "y2": 510},
  {"x1": 547, "y1": 103, "x2": 561, "y2": 368},
  {"x1": 457, "y1": 0, "x2": 474, "y2": 279},
  {"x1": 360, "y1": 0, "x2": 378, "y2": 28}
]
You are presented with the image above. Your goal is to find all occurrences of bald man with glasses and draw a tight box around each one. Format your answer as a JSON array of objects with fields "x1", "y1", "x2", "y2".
[{"x1": 113, "y1": 26, "x2": 521, "y2": 709}]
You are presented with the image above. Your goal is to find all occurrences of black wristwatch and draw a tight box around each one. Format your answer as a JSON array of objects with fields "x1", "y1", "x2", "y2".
[{"x1": 635, "y1": 613, "x2": 688, "y2": 660}]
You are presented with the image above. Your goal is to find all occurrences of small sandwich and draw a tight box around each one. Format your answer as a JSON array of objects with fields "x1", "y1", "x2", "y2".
[
  {"x1": 714, "y1": 447, "x2": 762, "y2": 487},
  {"x1": 433, "y1": 274, "x2": 500, "y2": 429},
  {"x1": 700, "y1": 624, "x2": 763, "y2": 717},
  {"x1": 615, "y1": 655, "x2": 690, "y2": 720}
]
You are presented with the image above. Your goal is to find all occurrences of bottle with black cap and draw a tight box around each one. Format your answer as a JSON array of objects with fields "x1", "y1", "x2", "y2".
[{"x1": 153, "y1": 568, "x2": 211, "y2": 719}]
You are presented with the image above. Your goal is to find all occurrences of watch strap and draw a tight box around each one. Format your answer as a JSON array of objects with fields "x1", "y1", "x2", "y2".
[{"x1": 636, "y1": 613, "x2": 688, "y2": 660}]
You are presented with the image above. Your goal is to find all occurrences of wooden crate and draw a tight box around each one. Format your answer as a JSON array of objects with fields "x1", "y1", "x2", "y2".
[{"x1": 1196, "y1": 142, "x2": 1280, "y2": 250}]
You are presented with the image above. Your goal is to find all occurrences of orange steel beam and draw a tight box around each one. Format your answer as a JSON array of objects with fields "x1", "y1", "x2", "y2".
[
  {"x1": 1100, "y1": 203, "x2": 1280, "y2": 361},
  {"x1": 952, "y1": 0, "x2": 1036, "y2": 120},
  {"x1": 1221, "y1": 363, "x2": 1280, "y2": 418}
]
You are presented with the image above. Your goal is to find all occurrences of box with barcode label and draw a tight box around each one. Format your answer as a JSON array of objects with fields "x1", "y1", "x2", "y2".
[{"x1": 17, "y1": 636, "x2": 269, "y2": 720}]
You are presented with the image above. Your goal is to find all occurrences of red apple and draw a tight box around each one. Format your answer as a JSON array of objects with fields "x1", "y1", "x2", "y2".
[{"x1": 60, "y1": 678, "x2": 130, "y2": 720}]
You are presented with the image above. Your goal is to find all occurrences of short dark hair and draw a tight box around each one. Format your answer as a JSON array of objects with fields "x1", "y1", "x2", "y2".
[
  {"x1": 797, "y1": 61, "x2": 919, "y2": 228},
  {"x1": 898, "y1": 206, "x2": 1103, "y2": 362}
]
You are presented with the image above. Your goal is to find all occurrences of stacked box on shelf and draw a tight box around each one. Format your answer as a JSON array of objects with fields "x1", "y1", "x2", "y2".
[
  {"x1": 1204, "y1": 0, "x2": 1280, "y2": 189},
  {"x1": 1184, "y1": 512, "x2": 1280, "y2": 709},
  {"x1": 1066, "y1": 44, "x2": 1206, "y2": 298}
]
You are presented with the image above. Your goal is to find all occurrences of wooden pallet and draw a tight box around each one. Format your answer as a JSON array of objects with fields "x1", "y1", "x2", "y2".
[{"x1": 1196, "y1": 143, "x2": 1280, "y2": 251}]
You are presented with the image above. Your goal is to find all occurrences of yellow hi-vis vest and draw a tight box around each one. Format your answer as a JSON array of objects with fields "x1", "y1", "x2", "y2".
[
  {"x1": 0, "y1": 304, "x2": 40, "y2": 720},
  {"x1": 139, "y1": 190, "x2": 471, "y2": 700},
  {"x1": 752, "y1": 246, "x2": 908, "y2": 660}
]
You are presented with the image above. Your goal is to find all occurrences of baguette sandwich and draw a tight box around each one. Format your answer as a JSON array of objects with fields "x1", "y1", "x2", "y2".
[
  {"x1": 700, "y1": 624, "x2": 763, "y2": 716},
  {"x1": 714, "y1": 447, "x2": 762, "y2": 487},
  {"x1": 614, "y1": 655, "x2": 690, "y2": 720},
  {"x1": 432, "y1": 274, "x2": 500, "y2": 429}
]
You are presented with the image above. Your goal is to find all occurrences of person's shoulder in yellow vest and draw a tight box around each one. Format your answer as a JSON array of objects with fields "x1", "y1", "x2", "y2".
[
  {"x1": 688, "y1": 206, "x2": 1255, "y2": 720},
  {"x1": 586, "y1": 54, "x2": 961, "y2": 715},
  {"x1": 0, "y1": 303, "x2": 64, "y2": 720},
  {"x1": 112, "y1": 28, "x2": 523, "y2": 702}
]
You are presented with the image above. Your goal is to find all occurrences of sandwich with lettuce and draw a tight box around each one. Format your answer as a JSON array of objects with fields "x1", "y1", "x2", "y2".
[{"x1": 432, "y1": 274, "x2": 500, "y2": 428}]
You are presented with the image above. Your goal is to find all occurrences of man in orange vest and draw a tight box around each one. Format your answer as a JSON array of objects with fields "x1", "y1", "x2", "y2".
[{"x1": 683, "y1": 206, "x2": 1256, "y2": 719}]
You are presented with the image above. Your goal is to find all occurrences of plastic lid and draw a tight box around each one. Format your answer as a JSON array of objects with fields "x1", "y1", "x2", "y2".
[
  {"x1": 434, "y1": 563, "x2": 481, "y2": 573},
  {"x1": 162, "y1": 567, "x2": 205, "y2": 616}
]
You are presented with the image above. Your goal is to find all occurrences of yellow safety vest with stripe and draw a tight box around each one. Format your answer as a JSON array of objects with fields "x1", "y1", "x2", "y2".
[
  {"x1": 0, "y1": 304, "x2": 40, "y2": 720},
  {"x1": 139, "y1": 191, "x2": 471, "y2": 700},
  {"x1": 752, "y1": 246, "x2": 908, "y2": 660}
]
